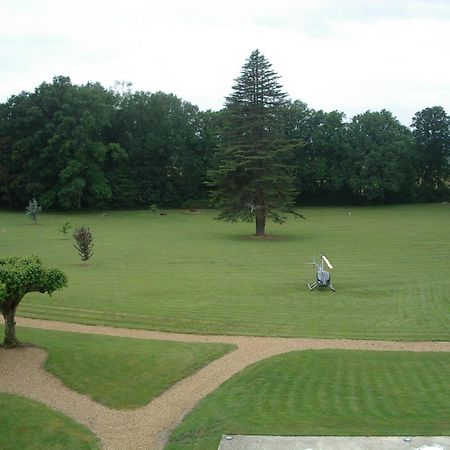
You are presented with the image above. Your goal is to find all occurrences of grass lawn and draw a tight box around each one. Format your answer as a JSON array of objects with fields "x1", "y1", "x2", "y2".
[
  {"x1": 0, "y1": 392, "x2": 100, "y2": 449},
  {"x1": 5, "y1": 326, "x2": 234, "y2": 409},
  {"x1": 1, "y1": 204, "x2": 449, "y2": 340},
  {"x1": 166, "y1": 350, "x2": 450, "y2": 450}
]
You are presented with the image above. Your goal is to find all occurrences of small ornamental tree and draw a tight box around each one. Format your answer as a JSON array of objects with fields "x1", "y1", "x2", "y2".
[
  {"x1": 25, "y1": 199, "x2": 41, "y2": 223},
  {"x1": 73, "y1": 226, "x2": 94, "y2": 262},
  {"x1": 0, "y1": 256, "x2": 67, "y2": 348},
  {"x1": 58, "y1": 221, "x2": 71, "y2": 237}
]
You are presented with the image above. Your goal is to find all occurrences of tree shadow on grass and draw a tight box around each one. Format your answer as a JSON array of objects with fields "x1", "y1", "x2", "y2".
[
  {"x1": 222, "y1": 233, "x2": 308, "y2": 243},
  {"x1": 69, "y1": 264, "x2": 95, "y2": 268}
]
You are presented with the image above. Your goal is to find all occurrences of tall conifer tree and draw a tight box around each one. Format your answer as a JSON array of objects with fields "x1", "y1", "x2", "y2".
[{"x1": 209, "y1": 50, "x2": 301, "y2": 236}]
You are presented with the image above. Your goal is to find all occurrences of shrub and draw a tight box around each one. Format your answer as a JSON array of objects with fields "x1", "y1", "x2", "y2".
[
  {"x1": 73, "y1": 226, "x2": 94, "y2": 262},
  {"x1": 58, "y1": 221, "x2": 71, "y2": 237}
]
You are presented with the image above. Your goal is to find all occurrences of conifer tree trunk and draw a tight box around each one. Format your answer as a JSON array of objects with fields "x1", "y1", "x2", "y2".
[{"x1": 255, "y1": 209, "x2": 266, "y2": 237}]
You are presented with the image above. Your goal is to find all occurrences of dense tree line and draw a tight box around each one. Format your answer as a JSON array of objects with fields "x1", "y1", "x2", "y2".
[{"x1": 0, "y1": 75, "x2": 448, "y2": 210}]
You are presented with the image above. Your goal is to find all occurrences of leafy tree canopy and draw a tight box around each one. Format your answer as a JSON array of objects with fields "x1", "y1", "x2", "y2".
[
  {"x1": 347, "y1": 110, "x2": 416, "y2": 202},
  {"x1": 0, "y1": 72, "x2": 449, "y2": 210},
  {"x1": 0, "y1": 256, "x2": 67, "y2": 348},
  {"x1": 411, "y1": 106, "x2": 450, "y2": 200}
]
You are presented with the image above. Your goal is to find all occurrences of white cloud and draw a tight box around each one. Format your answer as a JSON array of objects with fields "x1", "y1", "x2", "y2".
[{"x1": 1, "y1": 0, "x2": 449, "y2": 124}]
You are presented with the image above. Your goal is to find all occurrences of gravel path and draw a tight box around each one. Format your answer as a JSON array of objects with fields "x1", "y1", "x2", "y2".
[{"x1": 1, "y1": 317, "x2": 449, "y2": 450}]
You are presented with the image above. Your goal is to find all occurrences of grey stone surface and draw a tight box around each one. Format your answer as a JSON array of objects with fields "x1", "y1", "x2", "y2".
[{"x1": 218, "y1": 435, "x2": 450, "y2": 450}]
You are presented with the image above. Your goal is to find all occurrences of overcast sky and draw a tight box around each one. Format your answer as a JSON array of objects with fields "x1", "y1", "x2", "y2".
[{"x1": 1, "y1": 0, "x2": 449, "y2": 125}]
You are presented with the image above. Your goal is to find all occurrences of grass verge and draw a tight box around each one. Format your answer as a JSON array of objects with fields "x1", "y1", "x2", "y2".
[
  {"x1": 0, "y1": 392, "x2": 100, "y2": 449},
  {"x1": 10, "y1": 326, "x2": 235, "y2": 409},
  {"x1": 166, "y1": 350, "x2": 450, "y2": 450}
]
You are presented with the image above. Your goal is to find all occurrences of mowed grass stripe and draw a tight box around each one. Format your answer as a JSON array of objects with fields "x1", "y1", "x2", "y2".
[
  {"x1": 0, "y1": 393, "x2": 100, "y2": 450},
  {"x1": 1, "y1": 205, "x2": 449, "y2": 339},
  {"x1": 18, "y1": 304, "x2": 401, "y2": 336},
  {"x1": 166, "y1": 350, "x2": 450, "y2": 450}
]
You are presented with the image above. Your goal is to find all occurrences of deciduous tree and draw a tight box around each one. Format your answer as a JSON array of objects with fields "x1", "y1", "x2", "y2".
[
  {"x1": 109, "y1": 91, "x2": 207, "y2": 207},
  {"x1": 0, "y1": 76, "x2": 125, "y2": 209},
  {"x1": 284, "y1": 104, "x2": 351, "y2": 204},
  {"x1": 0, "y1": 256, "x2": 67, "y2": 348},
  {"x1": 347, "y1": 110, "x2": 416, "y2": 202},
  {"x1": 411, "y1": 106, "x2": 450, "y2": 200}
]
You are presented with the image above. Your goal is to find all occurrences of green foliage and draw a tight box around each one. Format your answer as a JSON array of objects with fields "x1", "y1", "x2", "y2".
[
  {"x1": 0, "y1": 256, "x2": 67, "y2": 303},
  {"x1": 0, "y1": 393, "x2": 100, "y2": 450},
  {"x1": 167, "y1": 350, "x2": 450, "y2": 449},
  {"x1": 73, "y1": 226, "x2": 94, "y2": 262},
  {"x1": 0, "y1": 256, "x2": 67, "y2": 347},
  {"x1": 25, "y1": 198, "x2": 41, "y2": 223},
  {"x1": 0, "y1": 78, "x2": 214, "y2": 210},
  {"x1": 412, "y1": 105, "x2": 450, "y2": 200},
  {"x1": 109, "y1": 91, "x2": 209, "y2": 208},
  {"x1": 0, "y1": 76, "x2": 126, "y2": 209},
  {"x1": 347, "y1": 110, "x2": 417, "y2": 203},
  {"x1": 58, "y1": 221, "x2": 71, "y2": 236},
  {"x1": 209, "y1": 50, "x2": 301, "y2": 235},
  {"x1": 286, "y1": 105, "x2": 352, "y2": 204},
  {"x1": 0, "y1": 75, "x2": 448, "y2": 209}
]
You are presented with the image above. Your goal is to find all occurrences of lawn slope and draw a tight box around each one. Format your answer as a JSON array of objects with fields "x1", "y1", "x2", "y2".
[{"x1": 1, "y1": 205, "x2": 449, "y2": 339}]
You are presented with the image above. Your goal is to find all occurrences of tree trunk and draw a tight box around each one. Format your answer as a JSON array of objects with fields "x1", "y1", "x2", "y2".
[
  {"x1": 255, "y1": 210, "x2": 266, "y2": 237},
  {"x1": 1, "y1": 305, "x2": 21, "y2": 348}
]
